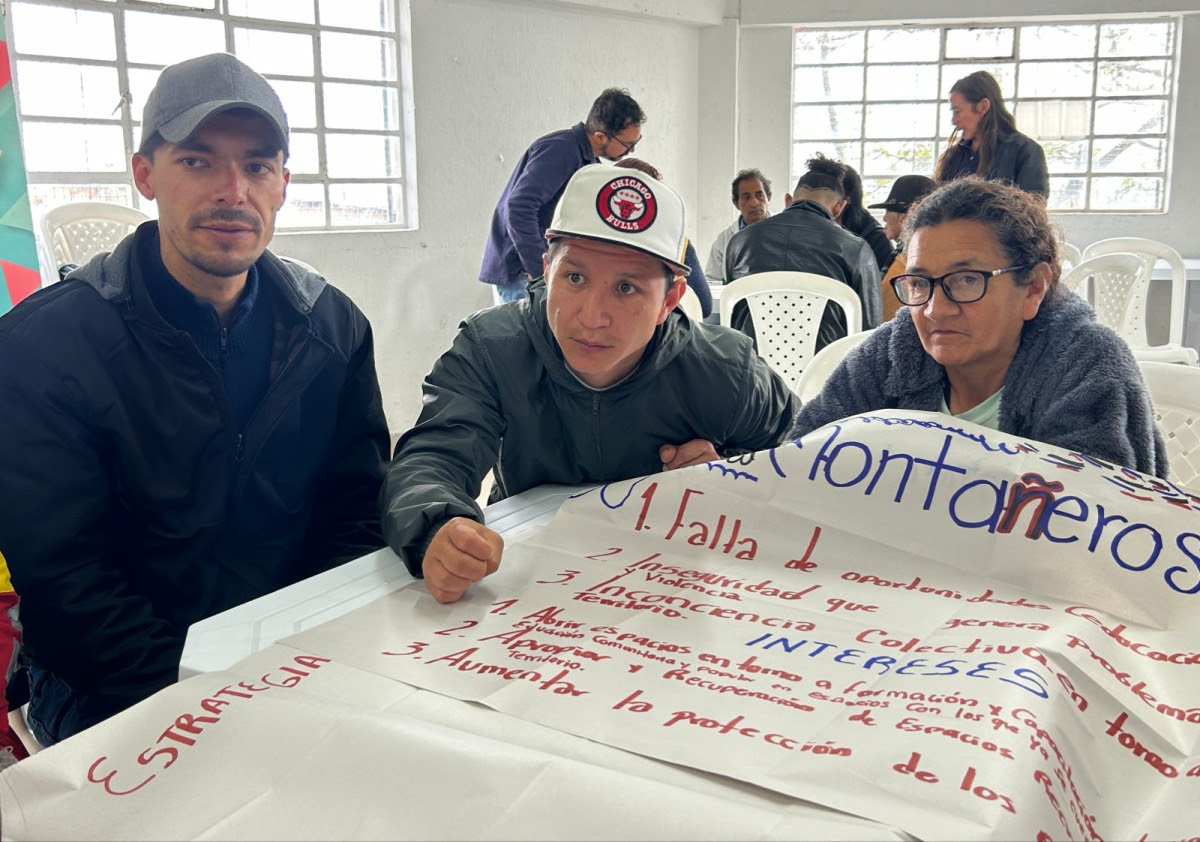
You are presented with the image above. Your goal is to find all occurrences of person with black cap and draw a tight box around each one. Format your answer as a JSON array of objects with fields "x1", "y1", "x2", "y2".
[
  {"x1": 383, "y1": 163, "x2": 798, "y2": 604},
  {"x1": 869, "y1": 174, "x2": 937, "y2": 320},
  {"x1": 0, "y1": 53, "x2": 389, "y2": 745}
]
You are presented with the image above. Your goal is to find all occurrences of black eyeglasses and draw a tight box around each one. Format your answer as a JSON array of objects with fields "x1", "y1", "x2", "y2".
[
  {"x1": 604, "y1": 131, "x2": 639, "y2": 155},
  {"x1": 891, "y1": 263, "x2": 1039, "y2": 306}
]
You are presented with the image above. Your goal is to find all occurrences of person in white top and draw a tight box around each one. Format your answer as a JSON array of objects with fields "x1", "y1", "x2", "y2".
[{"x1": 705, "y1": 168, "x2": 772, "y2": 285}]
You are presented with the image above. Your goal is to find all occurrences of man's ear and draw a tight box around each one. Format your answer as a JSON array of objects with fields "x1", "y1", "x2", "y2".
[
  {"x1": 659, "y1": 276, "x2": 686, "y2": 324},
  {"x1": 833, "y1": 198, "x2": 849, "y2": 219},
  {"x1": 132, "y1": 153, "x2": 156, "y2": 201},
  {"x1": 784, "y1": 193, "x2": 794, "y2": 208}
]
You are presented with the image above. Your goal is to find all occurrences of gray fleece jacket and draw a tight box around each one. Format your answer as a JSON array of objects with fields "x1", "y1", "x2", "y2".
[{"x1": 791, "y1": 290, "x2": 1168, "y2": 479}]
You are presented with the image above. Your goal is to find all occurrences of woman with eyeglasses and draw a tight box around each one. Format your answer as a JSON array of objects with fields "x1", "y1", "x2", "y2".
[
  {"x1": 791, "y1": 177, "x2": 1166, "y2": 478},
  {"x1": 934, "y1": 71, "x2": 1048, "y2": 198}
]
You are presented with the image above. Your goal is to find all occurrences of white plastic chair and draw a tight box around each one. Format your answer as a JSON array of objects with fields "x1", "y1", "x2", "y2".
[
  {"x1": 1060, "y1": 252, "x2": 1146, "y2": 303},
  {"x1": 676, "y1": 285, "x2": 703, "y2": 321},
  {"x1": 720, "y1": 271, "x2": 864, "y2": 395},
  {"x1": 1138, "y1": 360, "x2": 1200, "y2": 490},
  {"x1": 1058, "y1": 241, "x2": 1082, "y2": 274},
  {"x1": 795, "y1": 327, "x2": 876, "y2": 404},
  {"x1": 41, "y1": 202, "x2": 150, "y2": 275},
  {"x1": 1081, "y1": 237, "x2": 1197, "y2": 365}
]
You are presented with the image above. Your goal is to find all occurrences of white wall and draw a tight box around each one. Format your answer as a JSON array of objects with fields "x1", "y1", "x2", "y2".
[
  {"x1": 272, "y1": 0, "x2": 702, "y2": 435},
  {"x1": 268, "y1": 0, "x2": 1200, "y2": 437}
]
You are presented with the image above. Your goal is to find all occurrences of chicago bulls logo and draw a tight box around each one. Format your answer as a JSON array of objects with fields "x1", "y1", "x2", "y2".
[{"x1": 595, "y1": 176, "x2": 658, "y2": 233}]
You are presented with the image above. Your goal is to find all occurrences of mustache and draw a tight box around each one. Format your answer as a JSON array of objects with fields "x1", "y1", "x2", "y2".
[{"x1": 190, "y1": 208, "x2": 261, "y2": 232}]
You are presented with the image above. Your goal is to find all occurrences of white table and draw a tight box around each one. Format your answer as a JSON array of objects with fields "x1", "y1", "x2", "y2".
[
  {"x1": 175, "y1": 484, "x2": 910, "y2": 841},
  {"x1": 180, "y1": 483, "x2": 579, "y2": 677}
]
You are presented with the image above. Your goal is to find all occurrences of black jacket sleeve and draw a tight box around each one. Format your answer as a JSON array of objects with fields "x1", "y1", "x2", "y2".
[
  {"x1": 848, "y1": 215, "x2": 895, "y2": 272},
  {"x1": 299, "y1": 315, "x2": 390, "y2": 574},
  {"x1": 719, "y1": 339, "x2": 801, "y2": 455},
  {"x1": 683, "y1": 242, "x2": 713, "y2": 317},
  {"x1": 0, "y1": 334, "x2": 180, "y2": 715},
  {"x1": 381, "y1": 322, "x2": 503, "y2": 575},
  {"x1": 1012, "y1": 136, "x2": 1050, "y2": 197}
]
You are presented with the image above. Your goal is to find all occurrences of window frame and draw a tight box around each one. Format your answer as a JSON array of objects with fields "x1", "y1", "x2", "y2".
[
  {"x1": 790, "y1": 17, "x2": 1180, "y2": 214},
  {"x1": 7, "y1": 0, "x2": 417, "y2": 232}
]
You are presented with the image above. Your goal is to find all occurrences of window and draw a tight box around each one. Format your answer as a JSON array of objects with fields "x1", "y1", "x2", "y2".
[
  {"x1": 10, "y1": 0, "x2": 414, "y2": 230},
  {"x1": 791, "y1": 19, "x2": 1179, "y2": 212}
]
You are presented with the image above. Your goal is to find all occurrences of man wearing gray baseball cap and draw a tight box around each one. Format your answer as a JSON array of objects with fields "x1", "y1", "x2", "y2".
[
  {"x1": 0, "y1": 53, "x2": 389, "y2": 745},
  {"x1": 382, "y1": 163, "x2": 798, "y2": 604}
]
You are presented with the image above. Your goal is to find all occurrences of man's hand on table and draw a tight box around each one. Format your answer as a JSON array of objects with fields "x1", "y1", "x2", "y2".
[
  {"x1": 422, "y1": 518, "x2": 504, "y2": 603},
  {"x1": 660, "y1": 439, "x2": 719, "y2": 471}
]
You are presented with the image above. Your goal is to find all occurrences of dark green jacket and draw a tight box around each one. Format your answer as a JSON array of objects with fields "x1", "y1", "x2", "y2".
[{"x1": 383, "y1": 280, "x2": 799, "y2": 574}]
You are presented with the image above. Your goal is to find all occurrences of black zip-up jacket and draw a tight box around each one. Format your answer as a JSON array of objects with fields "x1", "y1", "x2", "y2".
[
  {"x1": 942, "y1": 130, "x2": 1049, "y2": 197},
  {"x1": 725, "y1": 200, "x2": 883, "y2": 350},
  {"x1": 382, "y1": 279, "x2": 799, "y2": 575},
  {"x1": 0, "y1": 223, "x2": 388, "y2": 737}
]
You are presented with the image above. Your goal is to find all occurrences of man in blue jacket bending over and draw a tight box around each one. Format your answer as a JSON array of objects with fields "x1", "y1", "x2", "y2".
[
  {"x1": 479, "y1": 88, "x2": 645, "y2": 303},
  {"x1": 0, "y1": 53, "x2": 389, "y2": 745},
  {"x1": 385, "y1": 164, "x2": 799, "y2": 604}
]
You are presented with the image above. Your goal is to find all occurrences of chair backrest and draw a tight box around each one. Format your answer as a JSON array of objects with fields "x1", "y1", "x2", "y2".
[
  {"x1": 1059, "y1": 252, "x2": 1152, "y2": 343},
  {"x1": 676, "y1": 285, "x2": 703, "y2": 321},
  {"x1": 1138, "y1": 360, "x2": 1200, "y2": 491},
  {"x1": 795, "y1": 327, "x2": 875, "y2": 404},
  {"x1": 720, "y1": 271, "x2": 863, "y2": 393},
  {"x1": 41, "y1": 202, "x2": 150, "y2": 269},
  {"x1": 1058, "y1": 241, "x2": 1082, "y2": 274},
  {"x1": 1082, "y1": 237, "x2": 1186, "y2": 348}
]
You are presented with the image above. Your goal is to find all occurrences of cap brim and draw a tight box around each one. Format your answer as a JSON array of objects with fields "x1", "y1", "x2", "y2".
[
  {"x1": 154, "y1": 100, "x2": 288, "y2": 151},
  {"x1": 546, "y1": 230, "x2": 690, "y2": 275}
]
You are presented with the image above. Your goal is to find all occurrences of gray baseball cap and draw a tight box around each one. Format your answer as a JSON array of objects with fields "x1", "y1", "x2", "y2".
[{"x1": 140, "y1": 53, "x2": 288, "y2": 154}]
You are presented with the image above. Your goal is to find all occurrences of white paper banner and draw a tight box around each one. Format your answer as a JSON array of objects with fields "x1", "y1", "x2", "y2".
[
  {"x1": 2, "y1": 410, "x2": 1198, "y2": 840},
  {"x1": 283, "y1": 411, "x2": 1200, "y2": 840}
]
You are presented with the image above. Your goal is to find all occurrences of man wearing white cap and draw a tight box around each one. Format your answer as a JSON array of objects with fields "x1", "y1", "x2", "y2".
[
  {"x1": 383, "y1": 164, "x2": 798, "y2": 604},
  {"x1": 0, "y1": 53, "x2": 389, "y2": 744}
]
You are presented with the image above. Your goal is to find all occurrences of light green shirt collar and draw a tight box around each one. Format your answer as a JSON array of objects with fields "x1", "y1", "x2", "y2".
[{"x1": 939, "y1": 387, "x2": 1003, "y2": 430}]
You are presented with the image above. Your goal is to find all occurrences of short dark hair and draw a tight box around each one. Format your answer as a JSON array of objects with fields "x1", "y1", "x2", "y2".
[
  {"x1": 585, "y1": 88, "x2": 646, "y2": 136},
  {"x1": 903, "y1": 176, "x2": 1060, "y2": 297},
  {"x1": 545, "y1": 234, "x2": 676, "y2": 292},
  {"x1": 795, "y1": 154, "x2": 846, "y2": 197},
  {"x1": 137, "y1": 131, "x2": 167, "y2": 159},
  {"x1": 613, "y1": 157, "x2": 662, "y2": 181},
  {"x1": 731, "y1": 169, "x2": 772, "y2": 203}
]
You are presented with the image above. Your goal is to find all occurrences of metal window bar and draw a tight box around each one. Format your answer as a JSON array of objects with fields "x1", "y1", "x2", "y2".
[
  {"x1": 791, "y1": 17, "x2": 1177, "y2": 213},
  {"x1": 8, "y1": 0, "x2": 410, "y2": 230}
]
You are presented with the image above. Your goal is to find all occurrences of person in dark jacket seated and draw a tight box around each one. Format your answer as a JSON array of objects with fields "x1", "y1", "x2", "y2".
[
  {"x1": 725, "y1": 154, "x2": 882, "y2": 352},
  {"x1": 383, "y1": 163, "x2": 799, "y2": 604},
  {"x1": 934, "y1": 70, "x2": 1048, "y2": 197},
  {"x1": 792, "y1": 177, "x2": 1166, "y2": 479},
  {"x1": 835, "y1": 163, "x2": 894, "y2": 272},
  {"x1": 0, "y1": 53, "x2": 390, "y2": 746}
]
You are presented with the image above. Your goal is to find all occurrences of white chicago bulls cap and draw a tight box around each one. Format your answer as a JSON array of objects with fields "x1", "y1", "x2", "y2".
[{"x1": 546, "y1": 163, "x2": 690, "y2": 274}]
